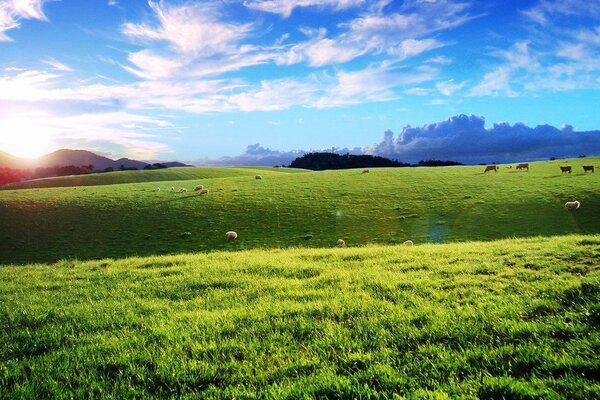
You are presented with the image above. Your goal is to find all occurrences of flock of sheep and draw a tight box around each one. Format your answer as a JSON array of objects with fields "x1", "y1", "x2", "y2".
[
  {"x1": 150, "y1": 168, "x2": 583, "y2": 248},
  {"x1": 153, "y1": 184, "x2": 209, "y2": 195}
]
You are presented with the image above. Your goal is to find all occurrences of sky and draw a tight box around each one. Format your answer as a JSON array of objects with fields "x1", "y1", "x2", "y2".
[{"x1": 0, "y1": 0, "x2": 599, "y2": 164}]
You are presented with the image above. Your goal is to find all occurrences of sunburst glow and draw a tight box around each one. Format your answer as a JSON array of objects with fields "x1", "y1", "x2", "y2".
[{"x1": 0, "y1": 116, "x2": 55, "y2": 159}]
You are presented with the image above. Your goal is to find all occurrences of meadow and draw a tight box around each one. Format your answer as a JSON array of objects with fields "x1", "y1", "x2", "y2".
[
  {"x1": 0, "y1": 235, "x2": 598, "y2": 399},
  {"x1": 0, "y1": 158, "x2": 598, "y2": 264},
  {"x1": 1, "y1": 158, "x2": 599, "y2": 399}
]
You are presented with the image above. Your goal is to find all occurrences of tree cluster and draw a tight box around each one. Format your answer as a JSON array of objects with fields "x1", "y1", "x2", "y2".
[
  {"x1": 289, "y1": 153, "x2": 409, "y2": 170},
  {"x1": 288, "y1": 153, "x2": 462, "y2": 170}
]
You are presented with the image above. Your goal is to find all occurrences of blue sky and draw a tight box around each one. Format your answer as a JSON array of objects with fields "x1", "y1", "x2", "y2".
[{"x1": 0, "y1": 0, "x2": 599, "y2": 163}]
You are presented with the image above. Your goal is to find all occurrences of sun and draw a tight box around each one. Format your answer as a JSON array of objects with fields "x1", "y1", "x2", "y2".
[{"x1": 0, "y1": 116, "x2": 55, "y2": 159}]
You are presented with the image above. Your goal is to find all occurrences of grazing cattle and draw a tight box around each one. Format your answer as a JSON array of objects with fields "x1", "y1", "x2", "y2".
[
  {"x1": 583, "y1": 165, "x2": 594, "y2": 173},
  {"x1": 362, "y1": 169, "x2": 370, "y2": 173},
  {"x1": 484, "y1": 165, "x2": 498, "y2": 173},
  {"x1": 516, "y1": 163, "x2": 529, "y2": 171},
  {"x1": 560, "y1": 166, "x2": 572, "y2": 174}
]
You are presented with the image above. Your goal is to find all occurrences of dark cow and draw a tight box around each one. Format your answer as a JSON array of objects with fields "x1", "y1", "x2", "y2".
[
  {"x1": 484, "y1": 165, "x2": 498, "y2": 173},
  {"x1": 583, "y1": 165, "x2": 594, "y2": 173},
  {"x1": 560, "y1": 166, "x2": 572, "y2": 174},
  {"x1": 516, "y1": 163, "x2": 529, "y2": 171}
]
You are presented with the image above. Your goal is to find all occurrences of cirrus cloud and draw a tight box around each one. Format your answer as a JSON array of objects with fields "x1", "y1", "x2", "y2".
[{"x1": 0, "y1": 0, "x2": 48, "y2": 41}]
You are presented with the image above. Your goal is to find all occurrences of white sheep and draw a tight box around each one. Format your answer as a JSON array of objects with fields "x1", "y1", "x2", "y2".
[
  {"x1": 403, "y1": 240, "x2": 414, "y2": 246},
  {"x1": 154, "y1": 187, "x2": 161, "y2": 192},
  {"x1": 194, "y1": 185, "x2": 204, "y2": 191},
  {"x1": 255, "y1": 175, "x2": 262, "y2": 180},
  {"x1": 363, "y1": 169, "x2": 370, "y2": 173},
  {"x1": 337, "y1": 239, "x2": 346, "y2": 247},
  {"x1": 171, "y1": 187, "x2": 175, "y2": 191},
  {"x1": 225, "y1": 231, "x2": 237, "y2": 241},
  {"x1": 565, "y1": 200, "x2": 580, "y2": 211},
  {"x1": 199, "y1": 189, "x2": 209, "y2": 195},
  {"x1": 179, "y1": 188, "x2": 188, "y2": 193}
]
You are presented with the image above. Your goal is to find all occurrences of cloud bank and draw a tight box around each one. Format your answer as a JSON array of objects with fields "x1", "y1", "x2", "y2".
[
  {"x1": 198, "y1": 115, "x2": 600, "y2": 166},
  {"x1": 369, "y1": 115, "x2": 600, "y2": 164}
]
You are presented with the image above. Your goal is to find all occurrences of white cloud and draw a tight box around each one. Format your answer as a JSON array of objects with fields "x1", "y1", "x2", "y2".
[
  {"x1": 122, "y1": 1, "x2": 252, "y2": 56},
  {"x1": 469, "y1": 6, "x2": 600, "y2": 97},
  {"x1": 275, "y1": 0, "x2": 473, "y2": 67},
  {"x1": 436, "y1": 79, "x2": 465, "y2": 96},
  {"x1": 470, "y1": 66, "x2": 516, "y2": 97},
  {"x1": 0, "y1": 0, "x2": 48, "y2": 41},
  {"x1": 426, "y1": 55, "x2": 453, "y2": 65},
  {"x1": 122, "y1": 50, "x2": 183, "y2": 80},
  {"x1": 243, "y1": 0, "x2": 366, "y2": 18},
  {"x1": 388, "y1": 38, "x2": 443, "y2": 59},
  {"x1": 0, "y1": 60, "x2": 437, "y2": 114},
  {"x1": 42, "y1": 58, "x2": 72, "y2": 72},
  {"x1": 469, "y1": 42, "x2": 536, "y2": 97},
  {"x1": 522, "y1": 0, "x2": 600, "y2": 25},
  {"x1": 404, "y1": 87, "x2": 432, "y2": 96},
  {"x1": 312, "y1": 63, "x2": 438, "y2": 108}
]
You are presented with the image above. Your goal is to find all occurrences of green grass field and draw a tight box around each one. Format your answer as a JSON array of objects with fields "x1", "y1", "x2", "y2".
[
  {"x1": 1, "y1": 235, "x2": 598, "y2": 399},
  {"x1": 1, "y1": 158, "x2": 599, "y2": 399},
  {"x1": 1, "y1": 166, "x2": 307, "y2": 190},
  {"x1": 0, "y1": 158, "x2": 598, "y2": 264}
]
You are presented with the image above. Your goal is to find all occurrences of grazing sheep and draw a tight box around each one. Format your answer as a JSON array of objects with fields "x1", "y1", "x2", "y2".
[
  {"x1": 516, "y1": 163, "x2": 529, "y2": 171},
  {"x1": 194, "y1": 185, "x2": 204, "y2": 191},
  {"x1": 403, "y1": 240, "x2": 414, "y2": 247},
  {"x1": 583, "y1": 165, "x2": 594, "y2": 173},
  {"x1": 560, "y1": 166, "x2": 572, "y2": 174},
  {"x1": 179, "y1": 188, "x2": 188, "y2": 193},
  {"x1": 255, "y1": 175, "x2": 262, "y2": 180},
  {"x1": 362, "y1": 169, "x2": 370, "y2": 173},
  {"x1": 154, "y1": 187, "x2": 161, "y2": 192},
  {"x1": 337, "y1": 239, "x2": 346, "y2": 247},
  {"x1": 484, "y1": 165, "x2": 498, "y2": 173},
  {"x1": 199, "y1": 189, "x2": 209, "y2": 195},
  {"x1": 225, "y1": 231, "x2": 237, "y2": 241},
  {"x1": 171, "y1": 186, "x2": 175, "y2": 191},
  {"x1": 565, "y1": 200, "x2": 580, "y2": 211}
]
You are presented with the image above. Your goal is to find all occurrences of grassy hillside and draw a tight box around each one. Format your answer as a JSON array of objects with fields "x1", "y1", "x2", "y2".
[
  {"x1": 0, "y1": 158, "x2": 598, "y2": 264},
  {"x1": 1, "y1": 235, "x2": 598, "y2": 399},
  {"x1": 0, "y1": 166, "x2": 306, "y2": 189}
]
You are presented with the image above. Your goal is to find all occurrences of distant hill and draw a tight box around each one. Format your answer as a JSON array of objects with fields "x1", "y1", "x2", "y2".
[
  {"x1": 0, "y1": 149, "x2": 187, "y2": 171},
  {"x1": 0, "y1": 150, "x2": 27, "y2": 169},
  {"x1": 162, "y1": 161, "x2": 191, "y2": 168},
  {"x1": 31, "y1": 150, "x2": 147, "y2": 171}
]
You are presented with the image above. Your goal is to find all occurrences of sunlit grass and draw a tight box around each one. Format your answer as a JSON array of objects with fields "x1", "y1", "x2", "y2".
[
  {"x1": 1, "y1": 235, "x2": 598, "y2": 398},
  {"x1": 0, "y1": 158, "x2": 598, "y2": 264}
]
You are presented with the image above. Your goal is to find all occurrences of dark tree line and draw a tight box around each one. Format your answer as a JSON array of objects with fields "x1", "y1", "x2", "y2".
[
  {"x1": 0, "y1": 165, "x2": 95, "y2": 185},
  {"x1": 0, "y1": 162, "x2": 178, "y2": 185},
  {"x1": 288, "y1": 152, "x2": 462, "y2": 170},
  {"x1": 289, "y1": 153, "x2": 410, "y2": 170}
]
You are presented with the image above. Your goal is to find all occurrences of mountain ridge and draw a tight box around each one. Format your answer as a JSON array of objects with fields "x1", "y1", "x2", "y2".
[{"x1": 0, "y1": 149, "x2": 188, "y2": 170}]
